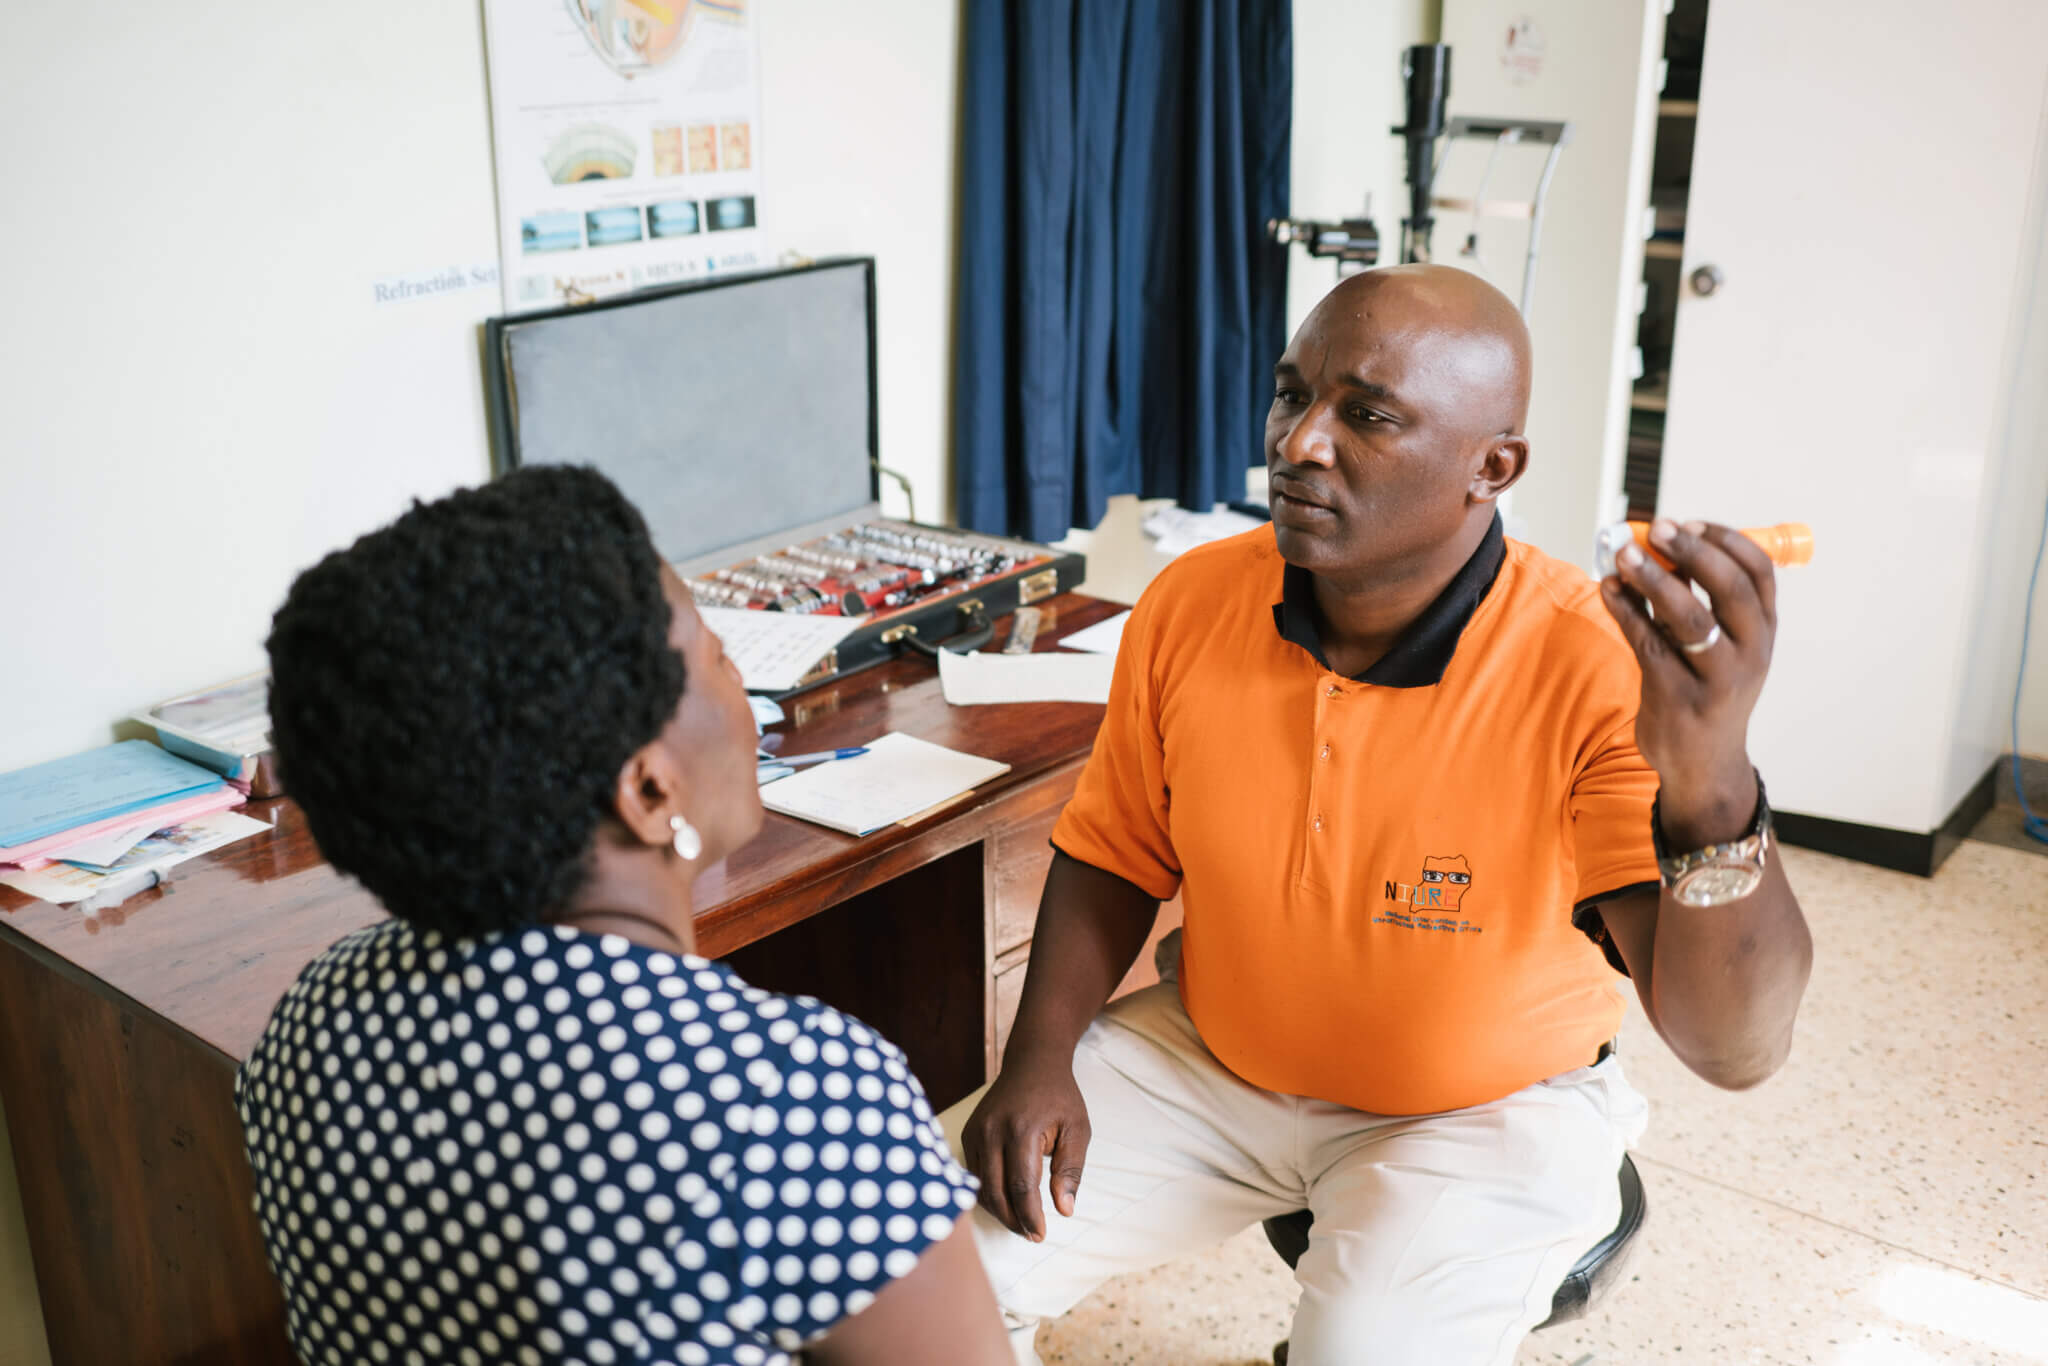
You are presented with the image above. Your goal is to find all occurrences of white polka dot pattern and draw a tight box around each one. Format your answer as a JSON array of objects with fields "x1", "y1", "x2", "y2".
[{"x1": 236, "y1": 921, "x2": 977, "y2": 1365}]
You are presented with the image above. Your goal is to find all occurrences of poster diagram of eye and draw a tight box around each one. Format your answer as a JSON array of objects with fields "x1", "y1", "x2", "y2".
[
  {"x1": 484, "y1": 0, "x2": 765, "y2": 311},
  {"x1": 543, "y1": 123, "x2": 637, "y2": 183}
]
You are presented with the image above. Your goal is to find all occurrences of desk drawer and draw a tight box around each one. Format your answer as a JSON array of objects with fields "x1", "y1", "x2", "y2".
[
  {"x1": 984, "y1": 897, "x2": 1180, "y2": 1077},
  {"x1": 987, "y1": 803, "x2": 1062, "y2": 956},
  {"x1": 993, "y1": 956, "x2": 1029, "y2": 1063}
]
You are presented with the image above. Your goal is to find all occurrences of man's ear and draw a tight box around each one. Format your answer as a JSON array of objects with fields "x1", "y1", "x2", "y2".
[
  {"x1": 1472, "y1": 435, "x2": 1529, "y2": 503},
  {"x1": 611, "y1": 740, "x2": 690, "y2": 849}
]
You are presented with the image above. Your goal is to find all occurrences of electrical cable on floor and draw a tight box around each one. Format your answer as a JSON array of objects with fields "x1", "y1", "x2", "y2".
[{"x1": 2011, "y1": 470, "x2": 2048, "y2": 844}]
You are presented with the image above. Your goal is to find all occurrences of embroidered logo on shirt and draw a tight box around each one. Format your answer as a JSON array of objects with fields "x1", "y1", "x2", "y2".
[
  {"x1": 1375, "y1": 854, "x2": 1483, "y2": 933},
  {"x1": 1419, "y1": 854, "x2": 1473, "y2": 909}
]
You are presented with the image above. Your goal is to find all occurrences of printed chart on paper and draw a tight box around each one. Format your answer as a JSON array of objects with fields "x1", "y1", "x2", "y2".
[{"x1": 484, "y1": 0, "x2": 766, "y2": 312}]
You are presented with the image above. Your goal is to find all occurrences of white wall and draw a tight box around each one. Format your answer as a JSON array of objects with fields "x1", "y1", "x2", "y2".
[
  {"x1": 1437, "y1": 0, "x2": 1664, "y2": 566},
  {"x1": 1996, "y1": 79, "x2": 2048, "y2": 763},
  {"x1": 1285, "y1": 1, "x2": 1444, "y2": 337},
  {"x1": 1954, "y1": 86, "x2": 2048, "y2": 780},
  {"x1": 2023, "y1": 545, "x2": 2048, "y2": 759},
  {"x1": 0, "y1": 4, "x2": 500, "y2": 775},
  {"x1": 0, "y1": 0, "x2": 958, "y2": 777},
  {"x1": 756, "y1": 2, "x2": 960, "y2": 522}
]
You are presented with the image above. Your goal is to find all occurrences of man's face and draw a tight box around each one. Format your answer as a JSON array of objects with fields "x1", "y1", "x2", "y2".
[
  {"x1": 1421, "y1": 854, "x2": 1472, "y2": 911},
  {"x1": 1264, "y1": 273, "x2": 1520, "y2": 580}
]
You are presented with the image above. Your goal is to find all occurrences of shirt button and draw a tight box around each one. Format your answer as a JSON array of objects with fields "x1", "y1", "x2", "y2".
[
  {"x1": 1319, "y1": 743, "x2": 1331, "y2": 761},
  {"x1": 1325, "y1": 683, "x2": 1341, "y2": 698},
  {"x1": 1313, "y1": 814, "x2": 1325, "y2": 832}
]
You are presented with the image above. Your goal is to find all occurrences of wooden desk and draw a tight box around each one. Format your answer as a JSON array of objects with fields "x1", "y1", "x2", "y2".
[{"x1": 0, "y1": 594, "x2": 1178, "y2": 1366}]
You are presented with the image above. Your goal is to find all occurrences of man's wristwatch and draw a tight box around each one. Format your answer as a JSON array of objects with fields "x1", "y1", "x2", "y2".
[{"x1": 1651, "y1": 773, "x2": 1772, "y2": 907}]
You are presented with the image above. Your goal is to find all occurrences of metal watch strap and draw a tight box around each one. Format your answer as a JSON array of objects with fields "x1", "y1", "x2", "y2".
[{"x1": 1651, "y1": 770, "x2": 1771, "y2": 883}]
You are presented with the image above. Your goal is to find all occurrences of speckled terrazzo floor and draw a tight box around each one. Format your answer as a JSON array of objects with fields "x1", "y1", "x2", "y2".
[{"x1": 1029, "y1": 841, "x2": 2048, "y2": 1366}]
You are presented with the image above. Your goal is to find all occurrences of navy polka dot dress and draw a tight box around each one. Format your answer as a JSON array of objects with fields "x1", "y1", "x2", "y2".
[{"x1": 236, "y1": 921, "x2": 979, "y2": 1366}]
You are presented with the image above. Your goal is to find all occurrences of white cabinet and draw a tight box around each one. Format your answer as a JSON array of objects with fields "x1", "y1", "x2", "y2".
[
  {"x1": 1444, "y1": 0, "x2": 2048, "y2": 854},
  {"x1": 1437, "y1": 0, "x2": 1665, "y2": 564}
]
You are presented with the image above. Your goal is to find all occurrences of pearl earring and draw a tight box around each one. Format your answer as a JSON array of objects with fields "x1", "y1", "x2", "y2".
[{"x1": 669, "y1": 814, "x2": 703, "y2": 861}]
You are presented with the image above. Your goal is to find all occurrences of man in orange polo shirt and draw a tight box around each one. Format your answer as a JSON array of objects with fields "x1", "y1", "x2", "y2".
[{"x1": 947, "y1": 265, "x2": 1813, "y2": 1364}]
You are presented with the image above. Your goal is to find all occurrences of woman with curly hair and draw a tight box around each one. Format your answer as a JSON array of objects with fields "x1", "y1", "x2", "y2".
[{"x1": 237, "y1": 465, "x2": 1010, "y2": 1366}]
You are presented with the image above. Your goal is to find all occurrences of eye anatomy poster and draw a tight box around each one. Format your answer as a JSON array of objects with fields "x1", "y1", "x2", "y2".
[{"x1": 484, "y1": 0, "x2": 766, "y2": 312}]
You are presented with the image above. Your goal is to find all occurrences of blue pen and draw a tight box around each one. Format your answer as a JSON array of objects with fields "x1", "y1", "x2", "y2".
[{"x1": 758, "y1": 747, "x2": 869, "y2": 769}]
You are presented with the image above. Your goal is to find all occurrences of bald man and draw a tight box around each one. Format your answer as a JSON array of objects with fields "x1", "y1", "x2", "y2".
[{"x1": 946, "y1": 267, "x2": 1812, "y2": 1364}]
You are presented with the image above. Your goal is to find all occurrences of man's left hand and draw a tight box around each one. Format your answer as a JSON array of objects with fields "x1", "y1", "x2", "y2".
[{"x1": 1599, "y1": 518, "x2": 1774, "y2": 847}]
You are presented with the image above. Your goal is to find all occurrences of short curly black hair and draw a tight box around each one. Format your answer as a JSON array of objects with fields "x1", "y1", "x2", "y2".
[{"x1": 266, "y1": 465, "x2": 686, "y2": 938}]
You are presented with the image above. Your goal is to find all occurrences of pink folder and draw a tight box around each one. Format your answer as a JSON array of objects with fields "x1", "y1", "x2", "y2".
[{"x1": 1, "y1": 787, "x2": 247, "y2": 869}]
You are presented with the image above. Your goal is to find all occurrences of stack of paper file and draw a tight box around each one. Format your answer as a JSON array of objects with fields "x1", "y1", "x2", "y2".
[
  {"x1": 0, "y1": 810, "x2": 273, "y2": 908},
  {"x1": 0, "y1": 740, "x2": 245, "y2": 870},
  {"x1": 135, "y1": 672, "x2": 280, "y2": 795}
]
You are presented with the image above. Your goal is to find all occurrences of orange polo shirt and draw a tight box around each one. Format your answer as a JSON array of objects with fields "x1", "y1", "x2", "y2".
[{"x1": 1051, "y1": 516, "x2": 1661, "y2": 1116}]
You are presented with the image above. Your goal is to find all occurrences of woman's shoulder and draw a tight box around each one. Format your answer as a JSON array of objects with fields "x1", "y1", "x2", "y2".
[
  {"x1": 241, "y1": 921, "x2": 954, "y2": 1178},
  {"x1": 628, "y1": 949, "x2": 944, "y2": 1139},
  {"x1": 235, "y1": 921, "x2": 978, "y2": 1359}
]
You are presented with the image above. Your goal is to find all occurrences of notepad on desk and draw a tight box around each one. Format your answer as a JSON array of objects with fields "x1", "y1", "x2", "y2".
[
  {"x1": 938, "y1": 648, "x2": 1115, "y2": 705},
  {"x1": 697, "y1": 607, "x2": 865, "y2": 693},
  {"x1": 758, "y1": 731, "x2": 1010, "y2": 836}
]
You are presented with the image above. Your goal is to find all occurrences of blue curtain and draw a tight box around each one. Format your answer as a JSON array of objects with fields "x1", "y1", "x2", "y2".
[{"x1": 954, "y1": 0, "x2": 1293, "y2": 543}]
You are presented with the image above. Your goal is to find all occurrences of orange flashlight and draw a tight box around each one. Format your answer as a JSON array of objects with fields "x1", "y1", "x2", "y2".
[{"x1": 1594, "y1": 521, "x2": 1813, "y2": 578}]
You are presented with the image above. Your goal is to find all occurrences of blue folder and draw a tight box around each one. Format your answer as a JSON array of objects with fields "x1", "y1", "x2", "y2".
[{"x1": 0, "y1": 741, "x2": 228, "y2": 848}]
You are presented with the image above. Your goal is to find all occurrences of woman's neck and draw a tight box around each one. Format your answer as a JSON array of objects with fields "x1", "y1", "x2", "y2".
[
  {"x1": 552, "y1": 838, "x2": 699, "y2": 955},
  {"x1": 551, "y1": 905, "x2": 694, "y2": 955}
]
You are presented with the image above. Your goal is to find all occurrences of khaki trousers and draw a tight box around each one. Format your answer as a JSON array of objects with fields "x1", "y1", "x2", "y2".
[{"x1": 942, "y1": 984, "x2": 1648, "y2": 1366}]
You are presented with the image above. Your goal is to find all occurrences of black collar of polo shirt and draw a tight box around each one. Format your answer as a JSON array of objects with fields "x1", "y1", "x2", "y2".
[{"x1": 1271, "y1": 512, "x2": 1507, "y2": 688}]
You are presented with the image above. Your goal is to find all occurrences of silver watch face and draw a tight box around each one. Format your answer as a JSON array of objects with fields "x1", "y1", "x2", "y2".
[{"x1": 1673, "y1": 862, "x2": 1764, "y2": 907}]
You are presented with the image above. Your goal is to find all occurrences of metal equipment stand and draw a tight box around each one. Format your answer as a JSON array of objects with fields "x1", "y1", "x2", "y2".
[
  {"x1": 1428, "y1": 116, "x2": 1572, "y2": 316},
  {"x1": 1266, "y1": 43, "x2": 1573, "y2": 319}
]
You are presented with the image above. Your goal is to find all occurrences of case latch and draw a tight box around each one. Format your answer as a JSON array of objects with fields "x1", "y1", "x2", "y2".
[{"x1": 1019, "y1": 568, "x2": 1059, "y2": 604}]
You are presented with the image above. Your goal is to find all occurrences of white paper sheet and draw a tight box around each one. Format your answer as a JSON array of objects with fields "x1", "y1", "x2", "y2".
[
  {"x1": 697, "y1": 607, "x2": 865, "y2": 692},
  {"x1": 71, "y1": 810, "x2": 274, "y2": 874},
  {"x1": 0, "y1": 861, "x2": 145, "y2": 905},
  {"x1": 938, "y1": 649, "x2": 1115, "y2": 706},
  {"x1": 758, "y1": 731, "x2": 1010, "y2": 836},
  {"x1": 39, "y1": 821, "x2": 157, "y2": 868},
  {"x1": 1055, "y1": 610, "x2": 1131, "y2": 656},
  {"x1": 1142, "y1": 504, "x2": 1267, "y2": 557}
]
